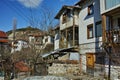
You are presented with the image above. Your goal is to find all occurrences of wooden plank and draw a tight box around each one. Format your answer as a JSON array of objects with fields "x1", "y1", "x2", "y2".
[{"x1": 102, "y1": 15, "x2": 106, "y2": 42}]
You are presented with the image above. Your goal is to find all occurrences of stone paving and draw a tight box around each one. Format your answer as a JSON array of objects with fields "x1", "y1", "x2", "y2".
[
  {"x1": 23, "y1": 76, "x2": 68, "y2": 80},
  {"x1": 14, "y1": 75, "x2": 105, "y2": 80},
  {"x1": 0, "y1": 77, "x2": 4, "y2": 80},
  {"x1": 0, "y1": 74, "x2": 105, "y2": 80}
]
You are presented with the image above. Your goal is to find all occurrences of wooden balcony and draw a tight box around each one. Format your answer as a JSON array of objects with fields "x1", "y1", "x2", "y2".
[
  {"x1": 106, "y1": 29, "x2": 120, "y2": 44},
  {"x1": 59, "y1": 39, "x2": 79, "y2": 49},
  {"x1": 60, "y1": 16, "x2": 79, "y2": 30}
]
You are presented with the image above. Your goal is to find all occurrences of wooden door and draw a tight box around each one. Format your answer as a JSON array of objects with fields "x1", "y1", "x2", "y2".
[{"x1": 86, "y1": 53, "x2": 95, "y2": 68}]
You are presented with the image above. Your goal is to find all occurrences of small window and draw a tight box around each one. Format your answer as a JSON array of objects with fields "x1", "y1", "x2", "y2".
[
  {"x1": 88, "y1": 4, "x2": 94, "y2": 15},
  {"x1": 45, "y1": 38, "x2": 48, "y2": 42},
  {"x1": 87, "y1": 24, "x2": 93, "y2": 39},
  {"x1": 95, "y1": 21, "x2": 102, "y2": 37},
  {"x1": 62, "y1": 14, "x2": 67, "y2": 24}
]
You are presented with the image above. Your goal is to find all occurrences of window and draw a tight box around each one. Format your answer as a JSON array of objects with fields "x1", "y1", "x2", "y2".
[
  {"x1": 87, "y1": 24, "x2": 93, "y2": 39},
  {"x1": 88, "y1": 4, "x2": 94, "y2": 15},
  {"x1": 95, "y1": 21, "x2": 102, "y2": 37},
  {"x1": 105, "y1": 0, "x2": 120, "y2": 10},
  {"x1": 62, "y1": 14, "x2": 67, "y2": 24},
  {"x1": 62, "y1": 9, "x2": 72, "y2": 24},
  {"x1": 45, "y1": 38, "x2": 48, "y2": 43}
]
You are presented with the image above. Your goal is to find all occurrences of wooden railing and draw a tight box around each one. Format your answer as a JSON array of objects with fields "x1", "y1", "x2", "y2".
[
  {"x1": 59, "y1": 39, "x2": 79, "y2": 49},
  {"x1": 106, "y1": 29, "x2": 120, "y2": 44}
]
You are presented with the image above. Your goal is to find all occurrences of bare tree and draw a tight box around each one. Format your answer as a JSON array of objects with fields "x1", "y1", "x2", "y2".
[
  {"x1": 39, "y1": 7, "x2": 55, "y2": 31},
  {"x1": 28, "y1": 6, "x2": 57, "y2": 34},
  {"x1": 0, "y1": 43, "x2": 12, "y2": 80}
]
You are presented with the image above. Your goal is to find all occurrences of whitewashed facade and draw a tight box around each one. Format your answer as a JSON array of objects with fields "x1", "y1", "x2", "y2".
[
  {"x1": 76, "y1": 0, "x2": 103, "y2": 75},
  {"x1": 55, "y1": 5, "x2": 80, "y2": 60},
  {"x1": 11, "y1": 40, "x2": 28, "y2": 53},
  {"x1": 54, "y1": 26, "x2": 60, "y2": 50},
  {"x1": 43, "y1": 36, "x2": 54, "y2": 44}
]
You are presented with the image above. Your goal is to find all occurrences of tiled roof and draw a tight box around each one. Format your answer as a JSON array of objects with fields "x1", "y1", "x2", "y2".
[
  {"x1": 0, "y1": 39, "x2": 8, "y2": 43},
  {"x1": 15, "y1": 61, "x2": 30, "y2": 72},
  {"x1": 0, "y1": 30, "x2": 7, "y2": 38},
  {"x1": 55, "y1": 5, "x2": 81, "y2": 19},
  {"x1": 0, "y1": 30, "x2": 8, "y2": 43}
]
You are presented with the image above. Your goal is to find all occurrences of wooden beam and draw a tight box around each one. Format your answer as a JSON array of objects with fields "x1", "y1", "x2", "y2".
[
  {"x1": 102, "y1": 15, "x2": 106, "y2": 42},
  {"x1": 73, "y1": 15, "x2": 75, "y2": 46}
]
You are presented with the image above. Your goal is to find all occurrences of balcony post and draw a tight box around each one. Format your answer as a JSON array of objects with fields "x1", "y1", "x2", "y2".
[
  {"x1": 73, "y1": 14, "x2": 75, "y2": 46},
  {"x1": 102, "y1": 14, "x2": 106, "y2": 42},
  {"x1": 66, "y1": 29, "x2": 68, "y2": 48}
]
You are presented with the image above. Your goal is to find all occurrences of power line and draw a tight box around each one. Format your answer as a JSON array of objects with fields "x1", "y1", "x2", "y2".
[
  {"x1": 1, "y1": 0, "x2": 29, "y2": 22},
  {"x1": 8, "y1": 0, "x2": 31, "y2": 20}
]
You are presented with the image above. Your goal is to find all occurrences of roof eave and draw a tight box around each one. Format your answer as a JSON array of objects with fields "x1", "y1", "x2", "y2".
[
  {"x1": 55, "y1": 5, "x2": 81, "y2": 19},
  {"x1": 55, "y1": 5, "x2": 68, "y2": 19}
]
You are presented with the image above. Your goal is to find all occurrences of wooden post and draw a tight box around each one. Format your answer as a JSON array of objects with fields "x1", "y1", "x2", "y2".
[
  {"x1": 80, "y1": 54, "x2": 82, "y2": 74},
  {"x1": 73, "y1": 14, "x2": 75, "y2": 46},
  {"x1": 102, "y1": 14, "x2": 106, "y2": 43},
  {"x1": 66, "y1": 29, "x2": 68, "y2": 48}
]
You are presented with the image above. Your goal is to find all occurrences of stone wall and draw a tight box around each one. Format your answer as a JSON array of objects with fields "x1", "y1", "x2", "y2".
[{"x1": 48, "y1": 63, "x2": 80, "y2": 75}]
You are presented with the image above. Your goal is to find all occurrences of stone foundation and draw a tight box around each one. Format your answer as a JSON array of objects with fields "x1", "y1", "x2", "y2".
[{"x1": 48, "y1": 63, "x2": 80, "y2": 75}]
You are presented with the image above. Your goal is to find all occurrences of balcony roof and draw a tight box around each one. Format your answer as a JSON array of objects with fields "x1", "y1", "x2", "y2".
[
  {"x1": 42, "y1": 46, "x2": 79, "y2": 58},
  {"x1": 103, "y1": 6, "x2": 120, "y2": 16},
  {"x1": 55, "y1": 5, "x2": 81, "y2": 19}
]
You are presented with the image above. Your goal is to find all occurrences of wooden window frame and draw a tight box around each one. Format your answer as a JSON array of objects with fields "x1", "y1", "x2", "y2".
[
  {"x1": 45, "y1": 38, "x2": 48, "y2": 43},
  {"x1": 62, "y1": 14, "x2": 67, "y2": 24},
  {"x1": 88, "y1": 4, "x2": 94, "y2": 15},
  {"x1": 87, "y1": 24, "x2": 93, "y2": 39},
  {"x1": 86, "y1": 53, "x2": 95, "y2": 68}
]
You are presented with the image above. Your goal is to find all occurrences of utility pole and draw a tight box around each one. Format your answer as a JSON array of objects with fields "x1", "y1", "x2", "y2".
[
  {"x1": 13, "y1": 18, "x2": 16, "y2": 42},
  {"x1": 12, "y1": 18, "x2": 17, "y2": 79}
]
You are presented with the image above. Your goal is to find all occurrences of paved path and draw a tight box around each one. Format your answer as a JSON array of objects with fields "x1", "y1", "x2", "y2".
[
  {"x1": 23, "y1": 76, "x2": 68, "y2": 80},
  {"x1": 3, "y1": 75, "x2": 105, "y2": 80},
  {"x1": 0, "y1": 77, "x2": 4, "y2": 80}
]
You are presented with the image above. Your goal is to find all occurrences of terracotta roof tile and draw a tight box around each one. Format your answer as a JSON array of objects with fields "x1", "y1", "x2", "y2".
[
  {"x1": 0, "y1": 31, "x2": 7, "y2": 38},
  {"x1": 0, "y1": 39, "x2": 8, "y2": 43},
  {"x1": 0, "y1": 30, "x2": 8, "y2": 43},
  {"x1": 15, "y1": 61, "x2": 30, "y2": 72}
]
